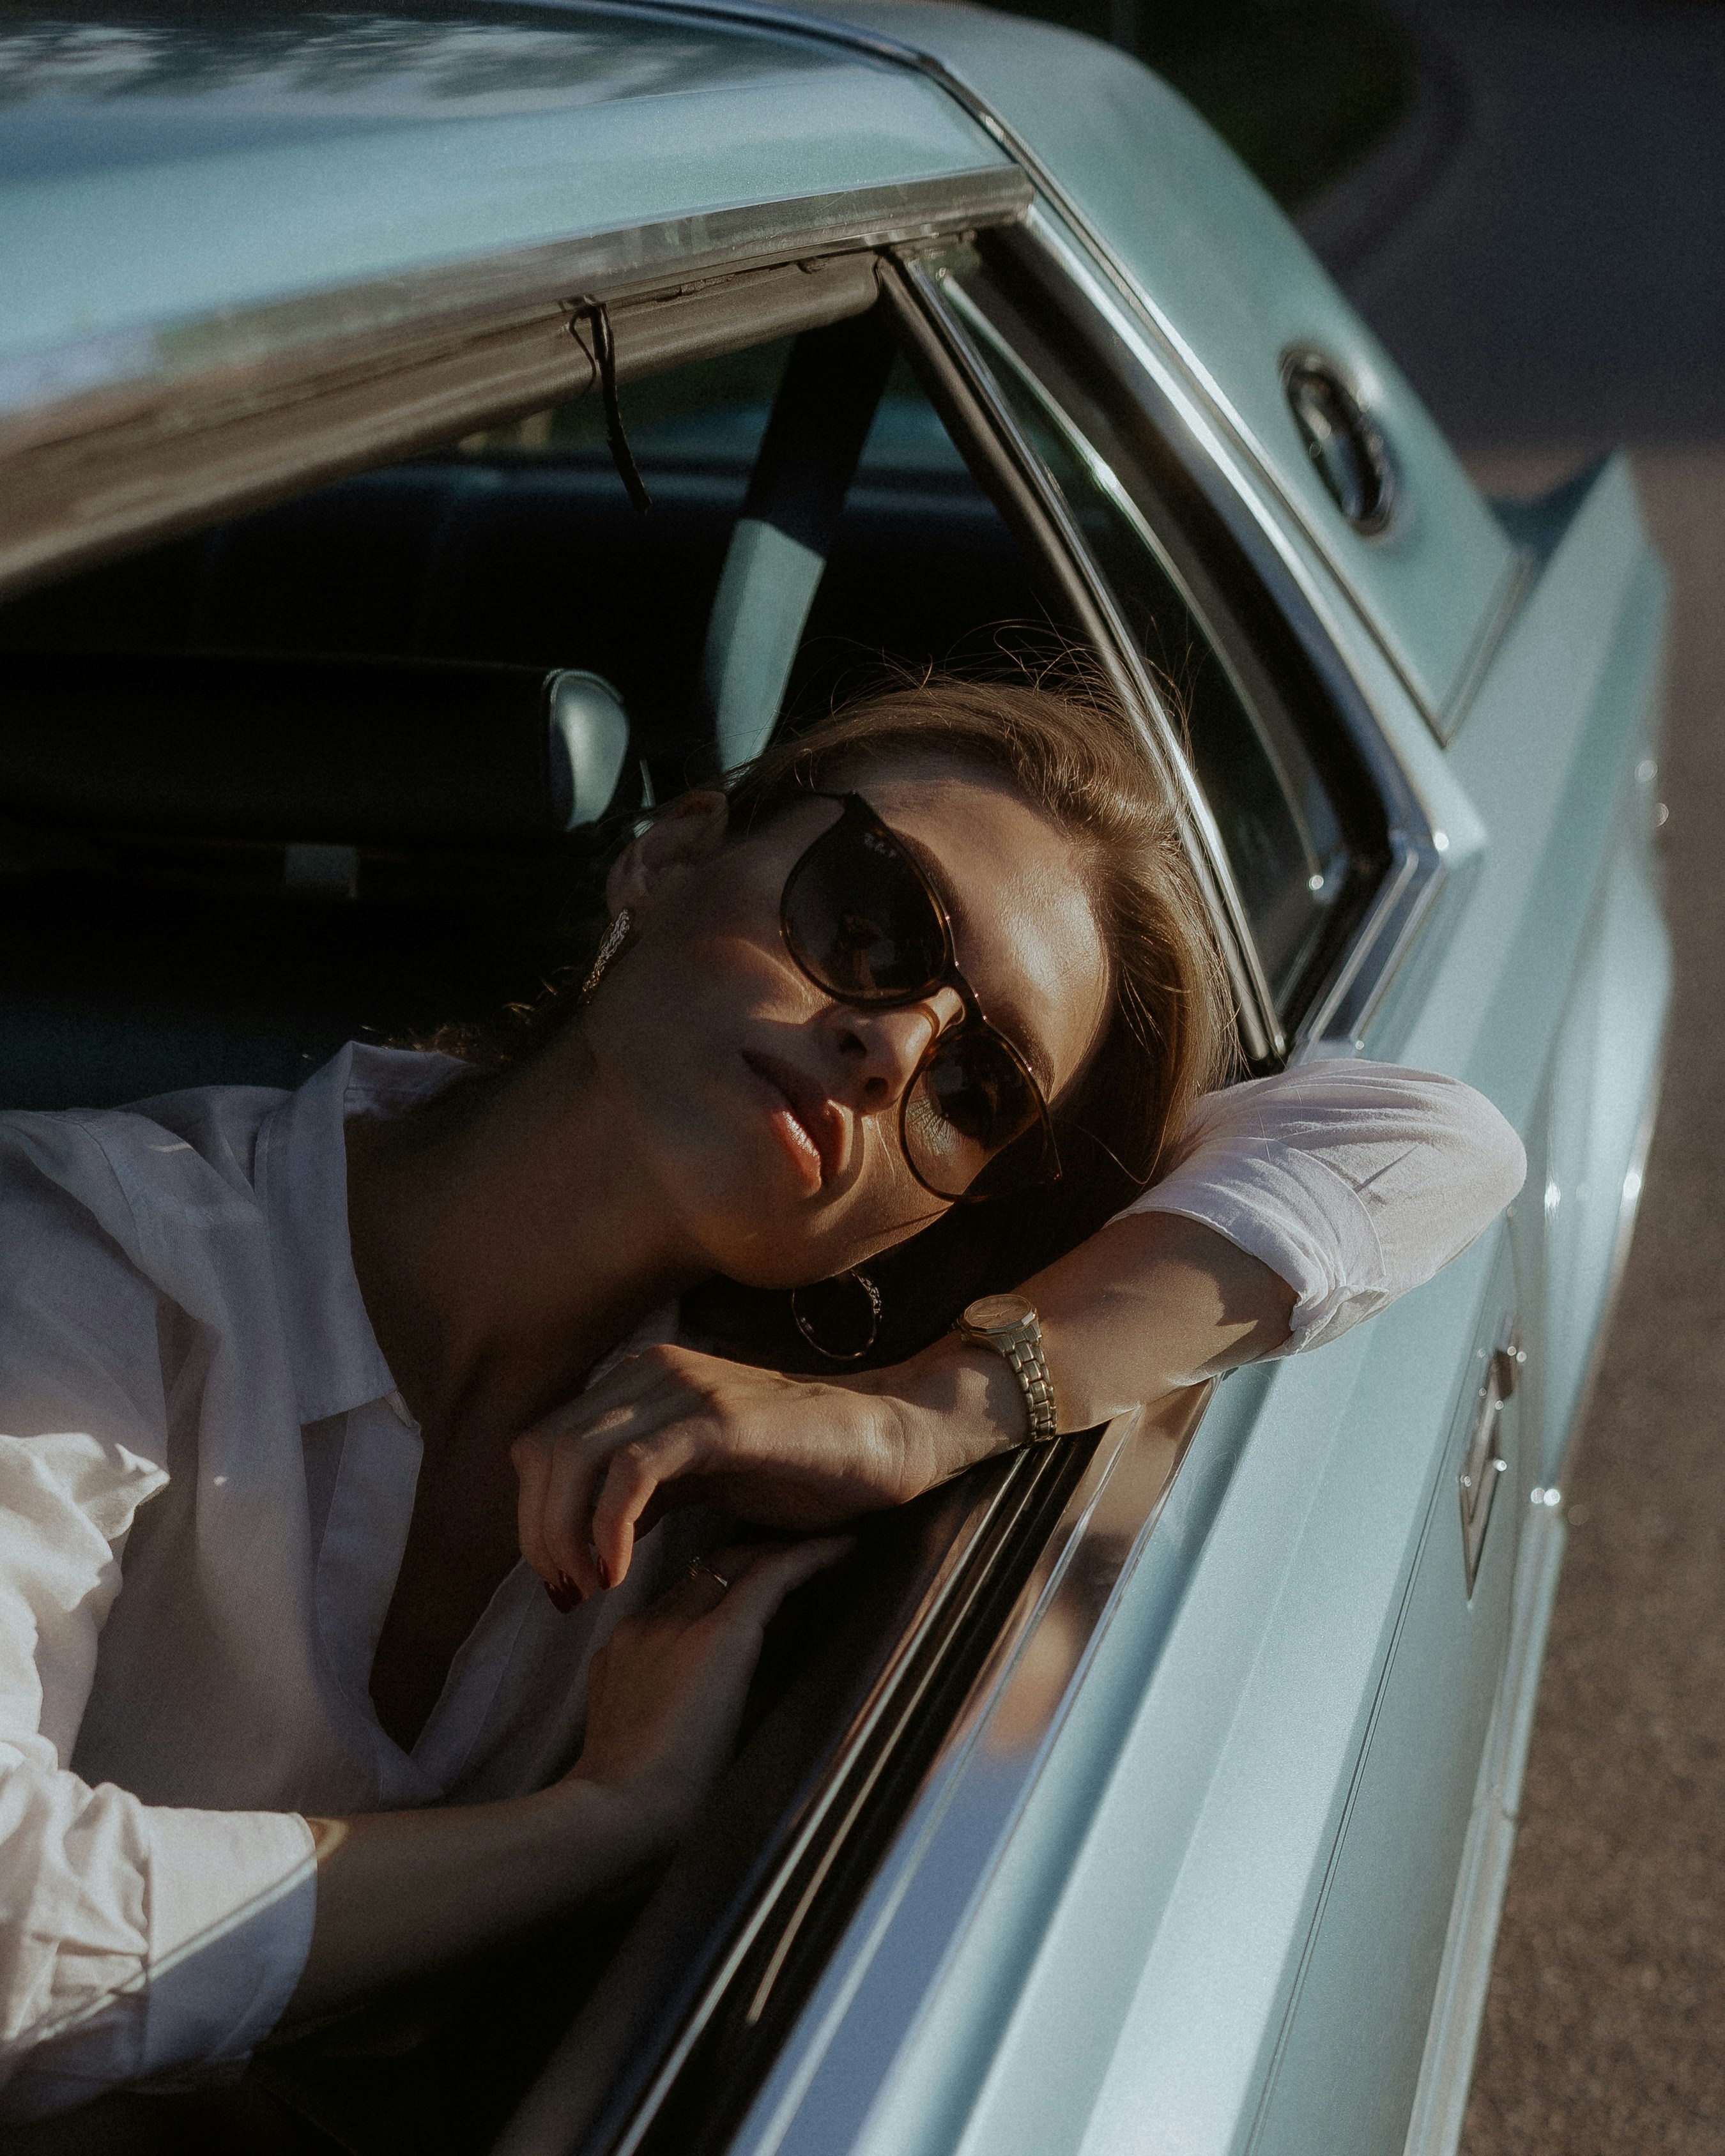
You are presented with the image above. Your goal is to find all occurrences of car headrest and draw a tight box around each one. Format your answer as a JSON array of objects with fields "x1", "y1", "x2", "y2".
[{"x1": 0, "y1": 652, "x2": 645, "y2": 845}]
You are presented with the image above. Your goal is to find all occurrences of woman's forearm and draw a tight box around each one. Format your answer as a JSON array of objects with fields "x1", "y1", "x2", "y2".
[
  {"x1": 288, "y1": 1779, "x2": 654, "y2": 2024},
  {"x1": 870, "y1": 1211, "x2": 1296, "y2": 1476}
]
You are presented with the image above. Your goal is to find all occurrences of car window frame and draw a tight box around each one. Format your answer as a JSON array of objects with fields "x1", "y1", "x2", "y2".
[
  {"x1": 875, "y1": 245, "x2": 1284, "y2": 1064},
  {"x1": 990, "y1": 206, "x2": 1448, "y2": 1062},
  {"x1": 925, "y1": 242, "x2": 1385, "y2": 1030},
  {"x1": 0, "y1": 165, "x2": 1029, "y2": 605}
]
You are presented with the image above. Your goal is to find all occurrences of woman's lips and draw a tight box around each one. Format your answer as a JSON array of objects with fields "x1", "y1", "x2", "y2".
[{"x1": 742, "y1": 1051, "x2": 846, "y2": 1190}]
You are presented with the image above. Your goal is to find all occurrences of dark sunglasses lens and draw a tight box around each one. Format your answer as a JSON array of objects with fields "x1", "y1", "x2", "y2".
[
  {"x1": 783, "y1": 818, "x2": 947, "y2": 1001},
  {"x1": 903, "y1": 1027, "x2": 1046, "y2": 1198}
]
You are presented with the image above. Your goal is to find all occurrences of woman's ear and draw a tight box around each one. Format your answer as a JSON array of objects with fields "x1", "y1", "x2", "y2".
[{"x1": 606, "y1": 791, "x2": 729, "y2": 917}]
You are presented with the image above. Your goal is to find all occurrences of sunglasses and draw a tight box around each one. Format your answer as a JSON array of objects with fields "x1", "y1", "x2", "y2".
[{"x1": 778, "y1": 791, "x2": 1062, "y2": 1202}]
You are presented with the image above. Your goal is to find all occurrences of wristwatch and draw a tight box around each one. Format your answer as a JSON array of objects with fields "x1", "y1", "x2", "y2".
[{"x1": 954, "y1": 1293, "x2": 1059, "y2": 1443}]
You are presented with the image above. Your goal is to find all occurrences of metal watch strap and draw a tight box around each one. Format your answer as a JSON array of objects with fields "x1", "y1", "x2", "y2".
[
  {"x1": 1000, "y1": 1320, "x2": 1059, "y2": 1442},
  {"x1": 959, "y1": 1311, "x2": 1059, "y2": 1443}
]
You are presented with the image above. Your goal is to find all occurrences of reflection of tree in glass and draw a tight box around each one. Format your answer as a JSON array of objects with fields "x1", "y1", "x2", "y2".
[{"x1": 0, "y1": 6, "x2": 825, "y2": 110}]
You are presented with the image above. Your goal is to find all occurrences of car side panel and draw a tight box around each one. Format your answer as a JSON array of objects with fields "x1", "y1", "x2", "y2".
[
  {"x1": 805, "y1": 472, "x2": 1667, "y2": 2156},
  {"x1": 1243, "y1": 1237, "x2": 1523, "y2": 2156}
]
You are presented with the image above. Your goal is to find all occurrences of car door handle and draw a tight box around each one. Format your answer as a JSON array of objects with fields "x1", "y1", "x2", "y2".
[{"x1": 1459, "y1": 1336, "x2": 1518, "y2": 1596}]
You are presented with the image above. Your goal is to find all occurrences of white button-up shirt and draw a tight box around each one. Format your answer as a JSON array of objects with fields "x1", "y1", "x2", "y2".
[{"x1": 0, "y1": 1044, "x2": 1522, "y2": 2115}]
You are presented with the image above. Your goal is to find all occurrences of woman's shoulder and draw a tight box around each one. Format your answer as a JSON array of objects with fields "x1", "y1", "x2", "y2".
[{"x1": 0, "y1": 1080, "x2": 291, "y2": 1272}]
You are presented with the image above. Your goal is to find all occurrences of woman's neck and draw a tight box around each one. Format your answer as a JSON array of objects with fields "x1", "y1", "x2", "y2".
[{"x1": 345, "y1": 1035, "x2": 705, "y2": 1451}]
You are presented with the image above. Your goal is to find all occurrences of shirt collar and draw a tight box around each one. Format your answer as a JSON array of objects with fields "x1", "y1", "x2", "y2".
[{"x1": 256, "y1": 1042, "x2": 470, "y2": 1426}]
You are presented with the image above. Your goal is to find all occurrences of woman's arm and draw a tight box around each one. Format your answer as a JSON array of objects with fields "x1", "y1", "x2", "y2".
[
  {"x1": 0, "y1": 1198, "x2": 326, "y2": 2120},
  {"x1": 514, "y1": 1063, "x2": 1527, "y2": 1599},
  {"x1": 0, "y1": 1426, "x2": 323, "y2": 2116}
]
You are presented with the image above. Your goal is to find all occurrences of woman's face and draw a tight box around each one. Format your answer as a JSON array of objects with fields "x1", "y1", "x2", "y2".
[{"x1": 582, "y1": 755, "x2": 1112, "y2": 1288}]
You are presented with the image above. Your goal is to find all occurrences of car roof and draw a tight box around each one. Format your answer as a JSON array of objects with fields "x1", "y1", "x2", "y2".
[
  {"x1": 0, "y1": 0, "x2": 1515, "y2": 733},
  {"x1": 0, "y1": 2, "x2": 1004, "y2": 371}
]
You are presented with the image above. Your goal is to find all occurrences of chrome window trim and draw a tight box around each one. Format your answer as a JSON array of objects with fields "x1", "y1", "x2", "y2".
[{"x1": 887, "y1": 251, "x2": 1281, "y2": 1062}]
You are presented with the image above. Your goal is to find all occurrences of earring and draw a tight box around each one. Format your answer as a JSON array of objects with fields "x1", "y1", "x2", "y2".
[
  {"x1": 579, "y1": 908, "x2": 633, "y2": 1005},
  {"x1": 791, "y1": 1270, "x2": 882, "y2": 1362}
]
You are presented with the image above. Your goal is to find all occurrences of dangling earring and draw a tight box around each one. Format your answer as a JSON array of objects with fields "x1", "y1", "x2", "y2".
[
  {"x1": 579, "y1": 908, "x2": 633, "y2": 1005},
  {"x1": 791, "y1": 1269, "x2": 882, "y2": 1362}
]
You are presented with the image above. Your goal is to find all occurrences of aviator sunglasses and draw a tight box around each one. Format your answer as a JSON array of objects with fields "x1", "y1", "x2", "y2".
[{"x1": 778, "y1": 791, "x2": 1062, "y2": 1202}]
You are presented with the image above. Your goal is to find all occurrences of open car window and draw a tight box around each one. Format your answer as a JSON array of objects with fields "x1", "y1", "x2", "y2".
[{"x1": 0, "y1": 222, "x2": 1384, "y2": 2156}]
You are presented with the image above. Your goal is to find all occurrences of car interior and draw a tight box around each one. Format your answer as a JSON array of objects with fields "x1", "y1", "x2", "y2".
[{"x1": 0, "y1": 233, "x2": 1388, "y2": 2156}]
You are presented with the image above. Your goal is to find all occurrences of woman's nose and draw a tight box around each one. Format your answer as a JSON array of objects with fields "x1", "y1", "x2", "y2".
[{"x1": 825, "y1": 990, "x2": 964, "y2": 1111}]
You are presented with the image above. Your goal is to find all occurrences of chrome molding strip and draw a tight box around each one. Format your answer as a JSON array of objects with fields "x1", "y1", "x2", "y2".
[
  {"x1": 936, "y1": 271, "x2": 1285, "y2": 1052},
  {"x1": 1296, "y1": 832, "x2": 1440, "y2": 1056},
  {"x1": 1004, "y1": 206, "x2": 1448, "y2": 1059}
]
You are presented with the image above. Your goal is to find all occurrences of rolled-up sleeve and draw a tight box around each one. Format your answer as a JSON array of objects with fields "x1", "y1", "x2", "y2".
[
  {"x1": 0, "y1": 1170, "x2": 318, "y2": 2119},
  {"x1": 1115, "y1": 1062, "x2": 1527, "y2": 1354},
  {"x1": 0, "y1": 1426, "x2": 317, "y2": 2119}
]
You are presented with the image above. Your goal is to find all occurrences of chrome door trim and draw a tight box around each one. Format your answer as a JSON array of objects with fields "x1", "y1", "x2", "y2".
[{"x1": 887, "y1": 252, "x2": 1281, "y2": 1060}]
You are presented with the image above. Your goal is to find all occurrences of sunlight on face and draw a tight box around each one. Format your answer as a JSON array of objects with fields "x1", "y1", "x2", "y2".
[{"x1": 583, "y1": 755, "x2": 1112, "y2": 1290}]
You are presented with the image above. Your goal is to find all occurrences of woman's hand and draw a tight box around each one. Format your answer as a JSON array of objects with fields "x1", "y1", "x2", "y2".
[
  {"x1": 569, "y1": 1536, "x2": 851, "y2": 1837},
  {"x1": 510, "y1": 1216, "x2": 1297, "y2": 1605},
  {"x1": 512, "y1": 1343, "x2": 1000, "y2": 1602},
  {"x1": 292, "y1": 1534, "x2": 850, "y2": 2025}
]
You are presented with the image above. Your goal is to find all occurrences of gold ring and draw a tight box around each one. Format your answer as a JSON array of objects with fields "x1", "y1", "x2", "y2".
[{"x1": 688, "y1": 1554, "x2": 733, "y2": 1592}]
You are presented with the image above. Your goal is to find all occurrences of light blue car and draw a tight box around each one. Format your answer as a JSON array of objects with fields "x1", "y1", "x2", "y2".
[{"x1": 0, "y1": 6, "x2": 1669, "y2": 2154}]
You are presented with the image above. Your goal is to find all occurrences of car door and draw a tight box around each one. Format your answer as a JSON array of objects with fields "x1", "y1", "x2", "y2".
[
  {"x1": 889, "y1": 224, "x2": 1534, "y2": 2156},
  {"x1": 745, "y1": 218, "x2": 1669, "y2": 2156}
]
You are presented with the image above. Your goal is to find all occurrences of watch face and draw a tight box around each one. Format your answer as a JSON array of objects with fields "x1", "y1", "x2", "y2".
[{"x1": 963, "y1": 1292, "x2": 1037, "y2": 1332}]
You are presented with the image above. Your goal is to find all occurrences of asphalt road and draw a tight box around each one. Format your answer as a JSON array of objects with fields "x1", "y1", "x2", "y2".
[{"x1": 1299, "y1": 3, "x2": 1725, "y2": 2147}]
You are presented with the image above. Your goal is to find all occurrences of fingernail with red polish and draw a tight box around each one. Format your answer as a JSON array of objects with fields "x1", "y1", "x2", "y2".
[
  {"x1": 545, "y1": 1575, "x2": 580, "y2": 1614},
  {"x1": 596, "y1": 1555, "x2": 612, "y2": 1591}
]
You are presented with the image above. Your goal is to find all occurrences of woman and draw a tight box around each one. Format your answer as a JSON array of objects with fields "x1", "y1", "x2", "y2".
[{"x1": 0, "y1": 678, "x2": 1521, "y2": 2116}]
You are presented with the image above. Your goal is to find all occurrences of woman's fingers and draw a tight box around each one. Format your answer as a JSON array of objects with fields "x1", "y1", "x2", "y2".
[
  {"x1": 588, "y1": 1421, "x2": 714, "y2": 1589},
  {"x1": 512, "y1": 1344, "x2": 905, "y2": 1605},
  {"x1": 514, "y1": 1359, "x2": 710, "y2": 1594},
  {"x1": 540, "y1": 1429, "x2": 622, "y2": 1600},
  {"x1": 706, "y1": 1535, "x2": 853, "y2": 1632},
  {"x1": 511, "y1": 1427, "x2": 558, "y2": 1589}
]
